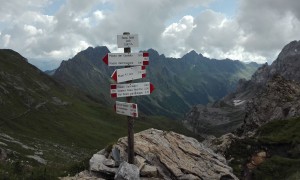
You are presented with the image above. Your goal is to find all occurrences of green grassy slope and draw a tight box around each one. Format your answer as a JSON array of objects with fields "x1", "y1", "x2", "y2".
[
  {"x1": 227, "y1": 117, "x2": 300, "y2": 179},
  {"x1": 0, "y1": 49, "x2": 196, "y2": 178}
]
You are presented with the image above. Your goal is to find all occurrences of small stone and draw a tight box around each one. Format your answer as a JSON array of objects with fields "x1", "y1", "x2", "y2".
[
  {"x1": 89, "y1": 154, "x2": 116, "y2": 174},
  {"x1": 178, "y1": 174, "x2": 200, "y2": 180},
  {"x1": 140, "y1": 165, "x2": 157, "y2": 177},
  {"x1": 257, "y1": 151, "x2": 266, "y2": 158},
  {"x1": 134, "y1": 156, "x2": 146, "y2": 170},
  {"x1": 114, "y1": 162, "x2": 140, "y2": 180}
]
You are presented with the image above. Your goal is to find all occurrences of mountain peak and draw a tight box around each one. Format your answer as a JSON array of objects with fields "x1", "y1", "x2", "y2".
[
  {"x1": 277, "y1": 40, "x2": 300, "y2": 60},
  {"x1": 146, "y1": 48, "x2": 159, "y2": 56},
  {"x1": 0, "y1": 49, "x2": 28, "y2": 62},
  {"x1": 182, "y1": 50, "x2": 202, "y2": 60}
]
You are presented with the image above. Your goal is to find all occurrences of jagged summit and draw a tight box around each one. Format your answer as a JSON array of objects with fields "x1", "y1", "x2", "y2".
[
  {"x1": 182, "y1": 49, "x2": 202, "y2": 60},
  {"x1": 277, "y1": 40, "x2": 300, "y2": 60}
]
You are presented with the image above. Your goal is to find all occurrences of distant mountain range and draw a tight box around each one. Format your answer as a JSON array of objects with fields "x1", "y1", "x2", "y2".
[
  {"x1": 184, "y1": 40, "x2": 300, "y2": 136},
  {"x1": 51, "y1": 47, "x2": 260, "y2": 119},
  {"x1": 194, "y1": 40, "x2": 300, "y2": 179}
]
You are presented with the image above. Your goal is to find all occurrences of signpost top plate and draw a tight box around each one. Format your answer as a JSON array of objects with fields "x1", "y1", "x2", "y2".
[{"x1": 117, "y1": 34, "x2": 139, "y2": 48}]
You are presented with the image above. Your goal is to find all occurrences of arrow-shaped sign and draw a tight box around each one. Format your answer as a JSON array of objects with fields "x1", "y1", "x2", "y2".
[
  {"x1": 114, "y1": 101, "x2": 138, "y2": 117},
  {"x1": 111, "y1": 66, "x2": 146, "y2": 83},
  {"x1": 103, "y1": 52, "x2": 149, "y2": 66},
  {"x1": 110, "y1": 82, "x2": 155, "y2": 98}
]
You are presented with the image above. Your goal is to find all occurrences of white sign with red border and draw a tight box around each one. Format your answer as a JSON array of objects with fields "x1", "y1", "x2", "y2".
[
  {"x1": 110, "y1": 82, "x2": 155, "y2": 98},
  {"x1": 102, "y1": 52, "x2": 149, "y2": 66},
  {"x1": 114, "y1": 101, "x2": 138, "y2": 117},
  {"x1": 111, "y1": 66, "x2": 146, "y2": 83}
]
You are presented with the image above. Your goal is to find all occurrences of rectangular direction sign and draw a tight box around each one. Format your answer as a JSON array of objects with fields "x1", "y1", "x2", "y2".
[
  {"x1": 117, "y1": 34, "x2": 138, "y2": 48},
  {"x1": 103, "y1": 52, "x2": 149, "y2": 66},
  {"x1": 110, "y1": 82, "x2": 155, "y2": 98},
  {"x1": 114, "y1": 101, "x2": 138, "y2": 117},
  {"x1": 111, "y1": 66, "x2": 146, "y2": 83}
]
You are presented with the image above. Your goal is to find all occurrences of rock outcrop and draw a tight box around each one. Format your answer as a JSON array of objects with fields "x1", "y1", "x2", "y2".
[
  {"x1": 183, "y1": 40, "x2": 300, "y2": 137},
  {"x1": 183, "y1": 104, "x2": 245, "y2": 137},
  {"x1": 238, "y1": 75, "x2": 300, "y2": 135},
  {"x1": 203, "y1": 133, "x2": 239, "y2": 156},
  {"x1": 69, "y1": 129, "x2": 238, "y2": 179}
]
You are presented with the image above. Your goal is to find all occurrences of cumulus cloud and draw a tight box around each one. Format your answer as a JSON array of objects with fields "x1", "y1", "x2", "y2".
[
  {"x1": 237, "y1": 0, "x2": 300, "y2": 62},
  {"x1": 1, "y1": 0, "x2": 300, "y2": 70},
  {"x1": 162, "y1": 16, "x2": 197, "y2": 57},
  {"x1": 163, "y1": 0, "x2": 300, "y2": 63}
]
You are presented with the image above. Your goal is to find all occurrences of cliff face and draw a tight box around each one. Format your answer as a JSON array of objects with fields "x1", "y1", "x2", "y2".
[{"x1": 238, "y1": 75, "x2": 300, "y2": 135}]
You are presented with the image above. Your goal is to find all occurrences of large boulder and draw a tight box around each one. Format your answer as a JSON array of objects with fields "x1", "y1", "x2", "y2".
[
  {"x1": 68, "y1": 129, "x2": 237, "y2": 179},
  {"x1": 113, "y1": 129, "x2": 237, "y2": 179}
]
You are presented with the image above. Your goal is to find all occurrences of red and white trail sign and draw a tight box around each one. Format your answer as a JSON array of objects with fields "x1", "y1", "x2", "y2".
[
  {"x1": 110, "y1": 82, "x2": 155, "y2": 98},
  {"x1": 111, "y1": 66, "x2": 146, "y2": 83},
  {"x1": 102, "y1": 52, "x2": 149, "y2": 66},
  {"x1": 114, "y1": 101, "x2": 138, "y2": 117}
]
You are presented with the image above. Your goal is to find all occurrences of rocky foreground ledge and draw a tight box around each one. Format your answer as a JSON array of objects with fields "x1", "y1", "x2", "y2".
[{"x1": 62, "y1": 129, "x2": 237, "y2": 180}]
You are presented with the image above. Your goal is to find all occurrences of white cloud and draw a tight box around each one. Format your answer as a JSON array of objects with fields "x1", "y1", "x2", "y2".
[
  {"x1": 161, "y1": 16, "x2": 197, "y2": 57},
  {"x1": 3, "y1": 34, "x2": 11, "y2": 47},
  {"x1": 24, "y1": 25, "x2": 43, "y2": 36},
  {"x1": 93, "y1": 10, "x2": 105, "y2": 21},
  {"x1": 1, "y1": 0, "x2": 300, "y2": 70},
  {"x1": 237, "y1": 0, "x2": 300, "y2": 62}
]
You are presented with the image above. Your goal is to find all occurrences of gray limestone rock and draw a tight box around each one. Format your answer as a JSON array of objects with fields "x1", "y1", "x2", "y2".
[
  {"x1": 114, "y1": 162, "x2": 140, "y2": 180},
  {"x1": 71, "y1": 129, "x2": 237, "y2": 179},
  {"x1": 89, "y1": 154, "x2": 116, "y2": 174}
]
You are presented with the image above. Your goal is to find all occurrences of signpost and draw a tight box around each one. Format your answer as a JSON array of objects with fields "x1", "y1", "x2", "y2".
[
  {"x1": 102, "y1": 32, "x2": 154, "y2": 164},
  {"x1": 110, "y1": 82, "x2": 155, "y2": 98},
  {"x1": 114, "y1": 101, "x2": 138, "y2": 117},
  {"x1": 117, "y1": 34, "x2": 139, "y2": 48},
  {"x1": 102, "y1": 52, "x2": 149, "y2": 66},
  {"x1": 111, "y1": 66, "x2": 146, "y2": 83}
]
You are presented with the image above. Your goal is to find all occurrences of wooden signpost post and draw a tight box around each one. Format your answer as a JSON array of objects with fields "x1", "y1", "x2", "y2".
[{"x1": 102, "y1": 32, "x2": 154, "y2": 164}]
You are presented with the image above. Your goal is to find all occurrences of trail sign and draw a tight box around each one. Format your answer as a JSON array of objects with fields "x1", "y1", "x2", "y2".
[
  {"x1": 111, "y1": 66, "x2": 146, "y2": 83},
  {"x1": 102, "y1": 52, "x2": 149, "y2": 66},
  {"x1": 114, "y1": 101, "x2": 138, "y2": 117},
  {"x1": 117, "y1": 34, "x2": 138, "y2": 48},
  {"x1": 110, "y1": 82, "x2": 155, "y2": 98}
]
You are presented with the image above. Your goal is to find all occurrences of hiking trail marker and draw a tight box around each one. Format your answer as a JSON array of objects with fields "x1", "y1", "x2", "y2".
[
  {"x1": 117, "y1": 34, "x2": 139, "y2": 48},
  {"x1": 110, "y1": 82, "x2": 155, "y2": 98},
  {"x1": 114, "y1": 101, "x2": 138, "y2": 117},
  {"x1": 102, "y1": 52, "x2": 149, "y2": 66},
  {"x1": 111, "y1": 66, "x2": 146, "y2": 83},
  {"x1": 102, "y1": 32, "x2": 155, "y2": 165}
]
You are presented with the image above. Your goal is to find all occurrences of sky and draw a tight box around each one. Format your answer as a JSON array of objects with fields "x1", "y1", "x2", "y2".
[{"x1": 0, "y1": 0, "x2": 300, "y2": 70}]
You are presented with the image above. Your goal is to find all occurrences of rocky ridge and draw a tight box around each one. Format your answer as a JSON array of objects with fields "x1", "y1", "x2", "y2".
[
  {"x1": 238, "y1": 75, "x2": 300, "y2": 135},
  {"x1": 183, "y1": 40, "x2": 300, "y2": 136},
  {"x1": 65, "y1": 129, "x2": 238, "y2": 180}
]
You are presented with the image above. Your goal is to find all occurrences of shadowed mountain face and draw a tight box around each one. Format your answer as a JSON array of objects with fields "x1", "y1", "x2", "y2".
[
  {"x1": 52, "y1": 47, "x2": 260, "y2": 119},
  {"x1": 183, "y1": 40, "x2": 300, "y2": 137}
]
